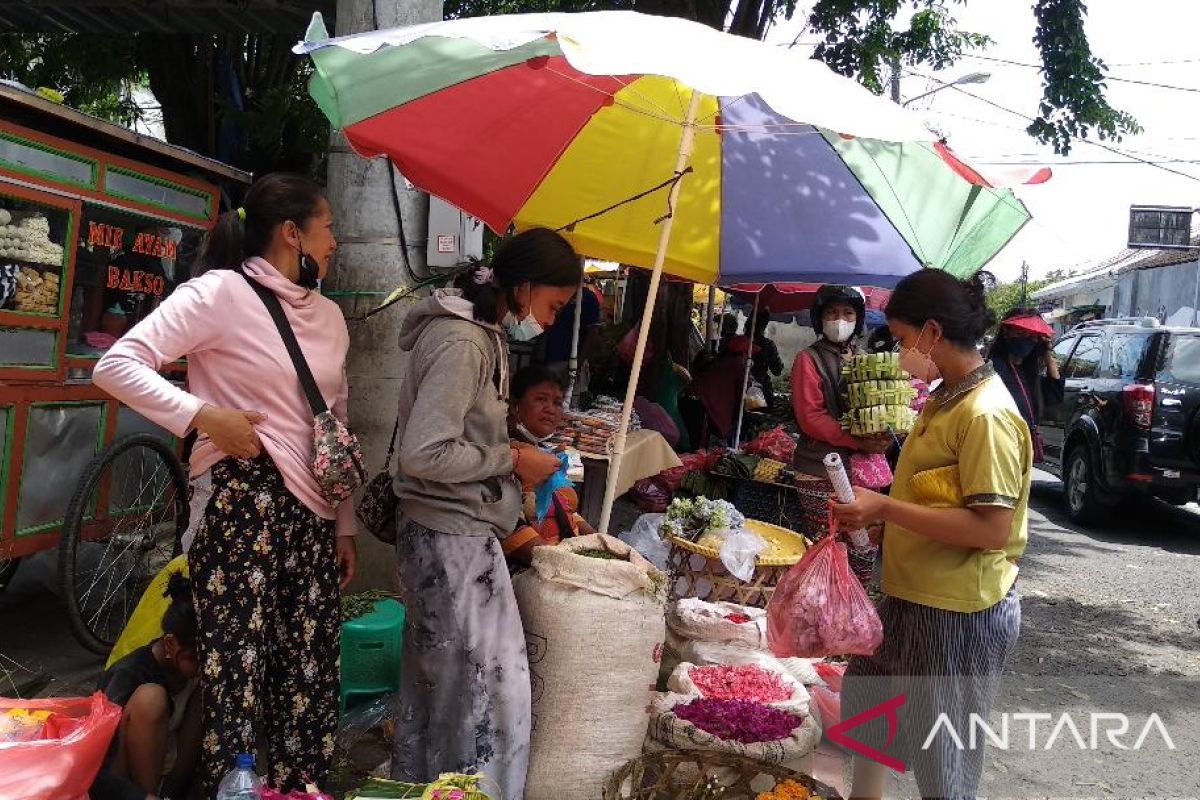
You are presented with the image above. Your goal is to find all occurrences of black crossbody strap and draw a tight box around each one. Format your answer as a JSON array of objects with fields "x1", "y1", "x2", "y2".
[{"x1": 241, "y1": 273, "x2": 328, "y2": 417}]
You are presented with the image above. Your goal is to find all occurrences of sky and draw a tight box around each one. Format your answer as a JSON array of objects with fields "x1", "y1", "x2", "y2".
[{"x1": 766, "y1": 0, "x2": 1200, "y2": 282}]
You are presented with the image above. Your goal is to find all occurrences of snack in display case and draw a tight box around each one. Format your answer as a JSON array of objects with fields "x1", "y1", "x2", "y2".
[{"x1": 0, "y1": 202, "x2": 68, "y2": 315}]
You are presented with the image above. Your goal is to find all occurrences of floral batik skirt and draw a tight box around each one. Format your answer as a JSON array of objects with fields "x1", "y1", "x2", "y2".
[
  {"x1": 391, "y1": 517, "x2": 531, "y2": 800},
  {"x1": 188, "y1": 456, "x2": 340, "y2": 794}
]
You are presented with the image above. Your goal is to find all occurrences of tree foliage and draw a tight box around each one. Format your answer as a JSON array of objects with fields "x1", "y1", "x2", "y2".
[
  {"x1": 0, "y1": 32, "x2": 327, "y2": 180},
  {"x1": 987, "y1": 268, "x2": 1075, "y2": 323}
]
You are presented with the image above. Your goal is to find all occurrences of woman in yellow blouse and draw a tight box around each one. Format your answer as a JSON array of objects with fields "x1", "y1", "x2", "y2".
[{"x1": 833, "y1": 269, "x2": 1030, "y2": 800}]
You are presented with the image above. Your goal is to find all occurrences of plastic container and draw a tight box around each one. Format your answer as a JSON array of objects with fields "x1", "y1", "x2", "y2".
[{"x1": 216, "y1": 753, "x2": 261, "y2": 800}]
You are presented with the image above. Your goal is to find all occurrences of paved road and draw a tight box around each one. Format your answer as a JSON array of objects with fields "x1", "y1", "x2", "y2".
[{"x1": 3, "y1": 474, "x2": 1198, "y2": 796}]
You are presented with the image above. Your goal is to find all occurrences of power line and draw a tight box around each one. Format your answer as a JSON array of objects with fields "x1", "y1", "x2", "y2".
[
  {"x1": 959, "y1": 53, "x2": 1200, "y2": 94},
  {"x1": 905, "y1": 70, "x2": 1200, "y2": 184},
  {"x1": 1109, "y1": 57, "x2": 1200, "y2": 67},
  {"x1": 974, "y1": 159, "x2": 1200, "y2": 166}
]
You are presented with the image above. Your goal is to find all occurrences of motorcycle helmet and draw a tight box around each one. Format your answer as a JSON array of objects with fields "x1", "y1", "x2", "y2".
[{"x1": 810, "y1": 284, "x2": 867, "y2": 338}]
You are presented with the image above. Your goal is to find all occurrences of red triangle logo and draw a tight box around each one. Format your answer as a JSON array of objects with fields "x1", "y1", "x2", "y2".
[{"x1": 826, "y1": 693, "x2": 908, "y2": 772}]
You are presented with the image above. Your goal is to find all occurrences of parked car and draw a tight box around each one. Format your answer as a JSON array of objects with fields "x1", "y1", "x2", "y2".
[{"x1": 1040, "y1": 317, "x2": 1200, "y2": 523}]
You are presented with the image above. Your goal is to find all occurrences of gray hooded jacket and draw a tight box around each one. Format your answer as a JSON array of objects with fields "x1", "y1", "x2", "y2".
[{"x1": 392, "y1": 289, "x2": 520, "y2": 539}]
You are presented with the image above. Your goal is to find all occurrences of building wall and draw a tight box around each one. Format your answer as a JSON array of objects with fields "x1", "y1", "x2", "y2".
[{"x1": 1113, "y1": 260, "x2": 1200, "y2": 326}]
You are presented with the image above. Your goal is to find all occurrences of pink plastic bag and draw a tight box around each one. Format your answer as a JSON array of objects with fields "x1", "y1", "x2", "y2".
[
  {"x1": 765, "y1": 533, "x2": 883, "y2": 658},
  {"x1": 810, "y1": 685, "x2": 842, "y2": 730},
  {"x1": 814, "y1": 660, "x2": 847, "y2": 694},
  {"x1": 0, "y1": 692, "x2": 122, "y2": 800}
]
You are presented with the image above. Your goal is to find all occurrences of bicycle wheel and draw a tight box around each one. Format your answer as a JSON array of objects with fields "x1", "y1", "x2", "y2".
[
  {"x1": 0, "y1": 554, "x2": 18, "y2": 595},
  {"x1": 58, "y1": 433, "x2": 188, "y2": 654}
]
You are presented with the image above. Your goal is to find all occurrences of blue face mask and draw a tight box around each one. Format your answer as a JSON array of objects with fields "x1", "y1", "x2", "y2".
[{"x1": 1008, "y1": 338, "x2": 1037, "y2": 360}]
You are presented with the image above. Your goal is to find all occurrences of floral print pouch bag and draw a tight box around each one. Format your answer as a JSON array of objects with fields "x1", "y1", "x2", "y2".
[{"x1": 243, "y1": 274, "x2": 366, "y2": 505}]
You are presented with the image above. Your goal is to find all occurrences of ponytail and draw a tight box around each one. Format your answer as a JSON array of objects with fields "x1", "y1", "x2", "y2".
[
  {"x1": 453, "y1": 228, "x2": 581, "y2": 324},
  {"x1": 161, "y1": 571, "x2": 197, "y2": 648},
  {"x1": 199, "y1": 173, "x2": 326, "y2": 273}
]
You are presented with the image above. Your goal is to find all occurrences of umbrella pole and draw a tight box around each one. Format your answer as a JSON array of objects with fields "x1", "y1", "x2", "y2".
[
  {"x1": 565, "y1": 277, "x2": 584, "y2": 410},
  {"x1": 704, "y1": 285, "x2": 717, "y2": 353},
  {"x1": 597, "y1": 89, "x2": 702, "y2": 535},
  {"x1": 731, "y1": 294, "x2": 759, "y2": 450}
]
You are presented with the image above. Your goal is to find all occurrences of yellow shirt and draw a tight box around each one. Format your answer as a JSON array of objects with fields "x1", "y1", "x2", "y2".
[{"x1": 884, "y1": 365, "x2": 1032, "y2": 613}]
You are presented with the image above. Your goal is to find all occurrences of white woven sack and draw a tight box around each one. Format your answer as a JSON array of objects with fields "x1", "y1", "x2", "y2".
[
  {"x1": 666, "y1": 598, "x2": 768, "y2": 649},
  {"x1": 647, "y1": 692, "x2": 821, "y2": 767},
  {"x1": 514, "y1": 534, "x2": 667, "y2": 800},
  {"x1": 666, "y1": 661, "x2": 810, "y2": 715}
]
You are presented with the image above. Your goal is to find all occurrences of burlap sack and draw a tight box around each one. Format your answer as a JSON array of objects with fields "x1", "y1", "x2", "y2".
[
  {"x1": 667, "y1": 598, "x2": 768, "y2": 649},
  {"x1": 647, "y1": 692, "x2": 821, "y2": 769},
  {"x1": 514, "y1": 534, "x2": 667, "y2": 800},
  {"x1": 666, "y1": 661, "x2": 810, "y2": 715}
]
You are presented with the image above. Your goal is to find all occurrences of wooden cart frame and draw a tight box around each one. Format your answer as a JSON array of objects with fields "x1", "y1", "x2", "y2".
[{"x1": 0, "y1": 86, "x2": 250, "y2": 652}]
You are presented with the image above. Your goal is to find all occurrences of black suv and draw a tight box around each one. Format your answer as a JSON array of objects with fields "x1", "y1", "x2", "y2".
[{"x1": 1041, "y1": 318, "x2": 1200, "y2": 523}]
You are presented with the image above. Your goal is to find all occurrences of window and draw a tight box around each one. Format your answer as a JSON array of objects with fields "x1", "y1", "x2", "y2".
[
  {"x1": 1106, "y1": 333, "x2": 1152, "y2": 379},
  {"x1": 67, "y1": 204, "x2": 203, "y2": 357},
  {"x1": 1159, "y1": 335, "x2": 1200, "y2": 385},
  {"x1": 1066, "y1": 335, "x2": 1102, "y2": 379},
  {"x1": 1051, "y1": 336, "x2": 1078, "y2": 368},
  {"x1": 0, "y1": 192, "x2": 71, "y2": 318}
]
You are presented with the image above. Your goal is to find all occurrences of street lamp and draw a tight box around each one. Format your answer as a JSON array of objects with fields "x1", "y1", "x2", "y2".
[{"x1": 902, "y1": 71, "x2": 991, "y2": 107}]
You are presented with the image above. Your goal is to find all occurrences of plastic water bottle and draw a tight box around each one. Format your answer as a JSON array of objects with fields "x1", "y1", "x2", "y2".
[{"x1": 215, "y1": 753, "x2": 261, "y2": 800}]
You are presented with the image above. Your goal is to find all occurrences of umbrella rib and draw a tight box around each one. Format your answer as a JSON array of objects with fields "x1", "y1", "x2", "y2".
[
  {"x1": 604, "y1": 73, "x2": 681, "y2": 122},
  {"x1": 555, "y1": 168, "x2": 694, "y2": 234},
  {"x1": 544, "y1": 66, "x2": 684, "y2": 126},
  {"x1": 859, "y1": 146, "x2": 929, "y2": 264}
]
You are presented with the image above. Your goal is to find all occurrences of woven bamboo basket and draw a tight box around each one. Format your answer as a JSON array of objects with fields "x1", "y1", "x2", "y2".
[
  {"x1": 602, "y1": 749, "x2": 842, "y2": 800},
  {"x1": 665, "y1": 520, "x2": 807, "y2": 609}
]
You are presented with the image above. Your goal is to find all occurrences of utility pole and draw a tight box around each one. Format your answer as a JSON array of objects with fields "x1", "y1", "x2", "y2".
[
  {"x1": 326, "y1": 0, "x2": 442, "y2": 589},
  {"x1": 889, "y1": 55, "x2": 902, "y2": 104},
  {"x1": 1019, "y1": 261, "x2": 1030, "y2": 307}
]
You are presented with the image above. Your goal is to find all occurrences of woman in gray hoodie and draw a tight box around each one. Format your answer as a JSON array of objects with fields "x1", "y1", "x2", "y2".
[{"x1": 391, "y1": 228, "x2": 582, "y2": 796}]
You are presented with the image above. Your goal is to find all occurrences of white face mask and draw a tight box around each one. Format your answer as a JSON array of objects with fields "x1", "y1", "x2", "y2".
[
  {"x1": 515, "y1": 421, "x2": 554, "y2": 444},
  {"x1": 899, "y1": 325, "x2": 941, "y2": 383},
  {"x1": 823, "y1": 318, "x2": 856, "y2": 343},
  {"x1": 503, "y1": 312, "x2": 544, "y2": 342}
]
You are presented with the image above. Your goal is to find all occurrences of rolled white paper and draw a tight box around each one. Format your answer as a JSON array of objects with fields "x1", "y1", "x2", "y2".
[{"x1": 824, "y1": 452, "x2": 871, "y2": 549}]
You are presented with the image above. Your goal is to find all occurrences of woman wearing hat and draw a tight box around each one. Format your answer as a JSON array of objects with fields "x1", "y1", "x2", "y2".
[
  {"x1": 790, "y1": 285, "x2": 891, "y2": 481},
  {"x1": 790, "y1": 287, "x2": 891, "y2": 580},
  {"x1": 988, "y1": 307, "x2": 1063, "y2": 462}
]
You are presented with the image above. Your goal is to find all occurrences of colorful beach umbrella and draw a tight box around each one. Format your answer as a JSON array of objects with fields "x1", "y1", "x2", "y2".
[
  {"x1": 296, "y1": 11, "x2": 1030, "y2": 287},
  {"x1": 296, "y1": 11, "x2": 1031, "y2": 531}
]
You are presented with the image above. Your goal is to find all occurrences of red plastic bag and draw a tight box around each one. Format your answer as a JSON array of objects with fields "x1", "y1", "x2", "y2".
[
  {"x1": 0, "y1": 692, "x2": 122, "y2": 800},
  {"x1": 811, "y1": 685, "x2": 842, "y2": 730},
  {"x1": 814, "y1": 660, "x2": 847, "y2": 694},
  {"x1": 630, "y1": 478, "x2": 670, "y2": 512},
  {"x1": 765, "y1": 533, "x2": 883, "y2": 658}
]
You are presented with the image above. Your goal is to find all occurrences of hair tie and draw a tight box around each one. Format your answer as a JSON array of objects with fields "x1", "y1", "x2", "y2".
[
  {"x1": 473, "y1": 265, "x2": 494, "y2": 285},
  {"x1": 236, "y1": 207, "x2": 246, "y2": 222}
]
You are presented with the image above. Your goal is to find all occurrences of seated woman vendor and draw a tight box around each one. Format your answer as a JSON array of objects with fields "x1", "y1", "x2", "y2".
[
  {"x1": 90, "y1": 572, "x2": 201, "y2": 800},
  {"x1": 503, "y1": 366, "x2": 595, "y2": 563}
]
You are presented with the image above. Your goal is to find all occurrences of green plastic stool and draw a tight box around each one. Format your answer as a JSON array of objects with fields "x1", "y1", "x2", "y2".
[{"x1": 340, "y1": 598, "x2": 405, "y2": 714}]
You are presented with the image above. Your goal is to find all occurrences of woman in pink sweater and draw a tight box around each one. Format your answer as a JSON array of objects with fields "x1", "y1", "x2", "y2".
[{"x1": 93, "y1": 173, "x2": 354, "y2": 794}]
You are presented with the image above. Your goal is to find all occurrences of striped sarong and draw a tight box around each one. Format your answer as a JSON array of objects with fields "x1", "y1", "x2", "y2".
[{"x1": 840, "y1": 588, "x2": 1021, "y2": 799}]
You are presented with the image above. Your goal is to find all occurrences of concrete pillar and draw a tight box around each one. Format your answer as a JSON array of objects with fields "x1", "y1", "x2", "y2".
[{"x1": 326, "y1": 0, "x2": 442, "y2": 590}]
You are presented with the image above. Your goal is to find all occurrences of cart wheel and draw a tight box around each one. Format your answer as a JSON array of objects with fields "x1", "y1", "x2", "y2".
[
  {"x1": 0, "y1": 555, "x2": 18, "y2": 595},
  {"x1": 58, "y1": 433, "x2": 188, "y2": 655}
]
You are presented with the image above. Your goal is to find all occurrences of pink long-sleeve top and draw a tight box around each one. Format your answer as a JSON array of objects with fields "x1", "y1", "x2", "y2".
[
  {"x1": 790, "y1": 350, "x2": 858, "y2": 451},
  {"x1": 92, "y1": 256, "x2": 356, "y2": 537}
]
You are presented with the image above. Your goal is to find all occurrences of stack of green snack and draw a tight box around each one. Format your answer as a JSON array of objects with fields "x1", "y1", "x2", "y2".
[{"x1": 840, "y1": 353, "x2": 918, "y2": 436}]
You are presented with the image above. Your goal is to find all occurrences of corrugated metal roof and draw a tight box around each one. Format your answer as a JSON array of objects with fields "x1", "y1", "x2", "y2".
[
  {"x1": 1034, "y1": 225, "x2": 1200, "y2": 301},
  {"x1": 0, "y1": 1, "x2": 334, "y2": 34}
]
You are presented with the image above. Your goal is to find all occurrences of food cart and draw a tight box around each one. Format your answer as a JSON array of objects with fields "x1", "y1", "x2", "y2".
[{"x1": 0, "y1": 83, "x2": 250, "y2": 653}]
